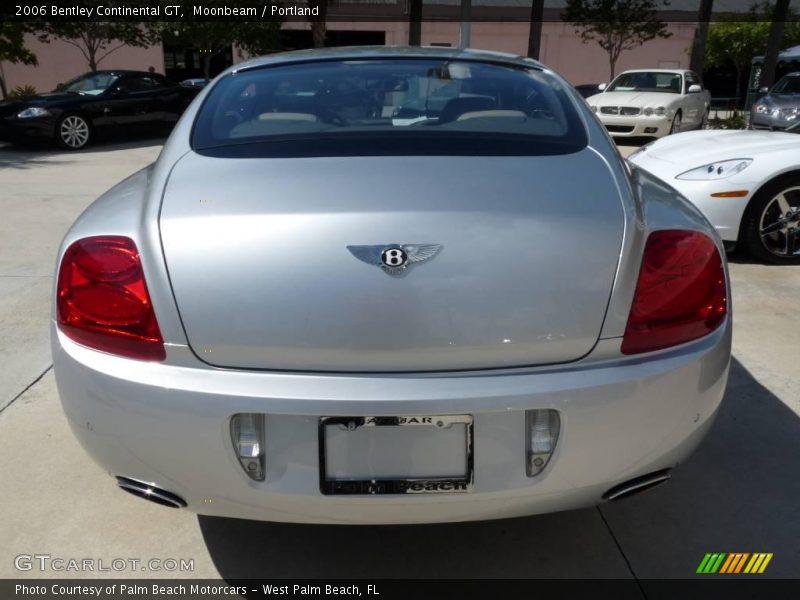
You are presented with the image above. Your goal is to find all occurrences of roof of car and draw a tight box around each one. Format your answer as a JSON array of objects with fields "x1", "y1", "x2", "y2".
[{"x1": 232, "y1": 45, "x2": 545, "y2": 73}]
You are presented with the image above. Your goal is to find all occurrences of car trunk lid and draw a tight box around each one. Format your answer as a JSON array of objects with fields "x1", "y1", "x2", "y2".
[{"x1": 159, "y1": 150, "x2": 624, "y2": 372}]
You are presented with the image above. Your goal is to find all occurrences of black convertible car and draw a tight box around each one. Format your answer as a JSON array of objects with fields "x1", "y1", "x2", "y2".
[{"x1": 0, "y1": 71, "x2": 199, "y2": 150}]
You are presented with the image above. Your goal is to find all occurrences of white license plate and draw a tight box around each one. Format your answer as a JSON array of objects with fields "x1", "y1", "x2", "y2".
[{"x1": 319, "y1": 415, "x2": 474, "y2": 495}]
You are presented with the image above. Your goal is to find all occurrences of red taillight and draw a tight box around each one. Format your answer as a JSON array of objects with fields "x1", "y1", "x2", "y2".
[
  {"x1": 621, "y1": 230, "x2": 727, "y2": 355},
  {"x1": 56, "y1": 236, "x2": 165, "y2": 361}
]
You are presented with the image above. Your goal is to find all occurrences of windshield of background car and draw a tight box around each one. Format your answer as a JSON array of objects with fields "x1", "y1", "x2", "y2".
[
  {"x1": 607, "y1": 72, "x2": 682, "y2": 94},
  {"x1": 191, "y1": 59, "x2": 588, "y2": 157},
  {"x1": 772, "y1": 75, "x2": 800, "y2": 94},
  {"x1": 59, "y1": 73, "x2": 120, "y2": 95}
]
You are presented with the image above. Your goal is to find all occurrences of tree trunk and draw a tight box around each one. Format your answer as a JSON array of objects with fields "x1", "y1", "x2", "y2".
[
  {"x1": 689, "y1": 0, "x2": 713, "y2": 75},
  {"x1": 609, "y1": 53, "x2": 616, "y2": 80},
  {"x1": 760, "y1": 0, "x2": 790, "y2": 90},
  {"x1": 527, "y1": 0, "x2": 544, "y2": 59},
  {"x1": 88, "y1": 53, "x2": 98, "y2": 72},
  {"x1": 0, "y1": 74, "x2": 7, "y2": 100},
  {"x1": 310, "y1": 22, "x2": 326, "y2": 48},
  {"x1": 459, "y1": 0, "x2": 471, "y2": 48},
  {"x1": 408, "y1": 0, "x2": 422, "y2": 46}
]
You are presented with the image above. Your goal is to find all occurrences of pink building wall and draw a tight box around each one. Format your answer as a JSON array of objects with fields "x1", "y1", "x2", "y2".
[
  {"x1": 2, "y1": 21, "x2": 696, "y2": 95},
  {"x1": 1, "y1": 34, "x2": 165, "y2": 94}
]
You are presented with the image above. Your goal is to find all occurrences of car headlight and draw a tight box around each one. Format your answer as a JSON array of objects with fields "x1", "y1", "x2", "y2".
[
  {"x1": 654, "y1": 107, "x2": 667, "y2": 116},
  {"x1": 16, "y1": 107, "x2": 51, "y2": 119},
  {"x1": 642, "y1": 107, "x2": 654, "y2": 116},
  {"x1": 754, "y1": 103, "x2": 770, "y2": 114},
  {"x1": 777, "y1": 107, "x2": 799, "y2": 121},
  {"x1": 676, "y1": 158, "x2": 753, "y2": 180},
  {"x1": 589, "y1": 105, "x2": 597, "y2": 112}
]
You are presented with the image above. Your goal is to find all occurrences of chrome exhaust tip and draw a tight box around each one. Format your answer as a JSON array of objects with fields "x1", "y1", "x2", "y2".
[
  {"x1": 116, "y1": 476, "x2": 187, "y2": 508},
  {"x1": 602, "y1": 469, "x2": 672, "y2": 502}
]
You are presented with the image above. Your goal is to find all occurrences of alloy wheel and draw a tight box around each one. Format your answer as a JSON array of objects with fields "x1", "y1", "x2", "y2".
[
  {"x1": 758, "y1": 186, "x2": 800, "y2": 258},
  {"x1": 59, "y1": 115, "x2": 90, "y2": 149}
]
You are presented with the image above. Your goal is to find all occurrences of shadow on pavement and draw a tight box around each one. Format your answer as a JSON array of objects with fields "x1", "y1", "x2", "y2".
[
  {"x1": 601, "y1": 357, "x2": 800, "y2": 581},
  {"x1": 199, "y1": 358, "x2": 798, "y2": 580},
  {"x1": 0, "y1": 133, "x2": 166, "y2": 169}
]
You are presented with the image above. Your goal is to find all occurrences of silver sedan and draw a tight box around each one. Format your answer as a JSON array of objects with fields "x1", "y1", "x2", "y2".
[{"x1": 52, "y1": 47, "x2": 731, "y2": 524}]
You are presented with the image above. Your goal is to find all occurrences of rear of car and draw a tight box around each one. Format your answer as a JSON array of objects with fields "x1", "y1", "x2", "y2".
[{"x1": 52, "y1": 49, "x2": 730, "y2": 524}]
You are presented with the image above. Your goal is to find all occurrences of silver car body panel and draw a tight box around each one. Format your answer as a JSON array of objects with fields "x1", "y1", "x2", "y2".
[{"x1": 52, "y1": 47, "x2": 731, "y2": 523}]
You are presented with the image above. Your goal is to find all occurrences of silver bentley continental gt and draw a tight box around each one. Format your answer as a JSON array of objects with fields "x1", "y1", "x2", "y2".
[{"x1": 52, "y1": 47, "x2": 731, "y2": 524}]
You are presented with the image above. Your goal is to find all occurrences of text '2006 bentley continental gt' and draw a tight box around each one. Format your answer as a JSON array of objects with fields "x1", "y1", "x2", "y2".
[{"x1": 52, "y1": 47, "x2": 731, "y2": 524}]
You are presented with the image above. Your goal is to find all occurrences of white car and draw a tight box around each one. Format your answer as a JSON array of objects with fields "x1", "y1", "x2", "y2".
[
  {"x1": 628, "y1": 122, "x2": 800, "y2": 264},
  {"x1": 587, "y1": 69, "x2": 711, "y2": 138}
]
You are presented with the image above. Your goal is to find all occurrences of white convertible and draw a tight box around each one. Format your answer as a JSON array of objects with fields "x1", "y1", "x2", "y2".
[
  {"x1": 587, "y1": 69, "x2": 711, "y2": 138},
  {"x1": 628, "y1": 122, "x2": 800, "y2": 264}
]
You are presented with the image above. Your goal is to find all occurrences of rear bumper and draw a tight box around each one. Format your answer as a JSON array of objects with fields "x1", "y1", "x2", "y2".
[{"x1": 52, "y1": 320, "x2": 731, "y2": 524}]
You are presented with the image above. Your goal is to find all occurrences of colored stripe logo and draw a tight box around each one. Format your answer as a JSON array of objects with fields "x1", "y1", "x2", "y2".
[{"x1": 697, "y1": 553, "x2": 773, "y2": 574}]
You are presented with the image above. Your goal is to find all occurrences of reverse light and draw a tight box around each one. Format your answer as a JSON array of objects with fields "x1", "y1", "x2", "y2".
[
  {"x1": 526, "y1": 409, "x2": 560, "y2": 477},
  {"x1": 677, "y1": 159, "x2": 752, "y2": 181},
  {"x1": 621, "y1": 230, "x2": 727, "y2": 355},
  {"x1": 56, "y1": 236, "x2": 165, "y2": 361},
  {"x1": 16, "y1": 107, "x2": 51, "y2": 119},
  {"x1": 230, "y1": 414, "x2": 265, "y2": 481}
]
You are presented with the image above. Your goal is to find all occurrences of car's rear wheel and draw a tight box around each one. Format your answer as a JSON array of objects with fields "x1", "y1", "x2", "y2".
[
  {"x1": 741, "y1": 175, "x2": 800, "y2": 264},
  {"x1": 56, "y1": 114, "x2": 92, "y2": 150},
  {"x1": 669, "y1": 110, "x2": 682, "y2": 134}
]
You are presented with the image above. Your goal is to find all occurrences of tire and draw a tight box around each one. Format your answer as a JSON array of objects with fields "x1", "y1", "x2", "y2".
[
  {"x1": 669, "y1": 110, "x2": 682, "y2": 135},
  {"x1": 740, "y1": 174, "x2": 800, "y2": 264},
  {"x1": 56, "y1": 113, "x2": 92, "y2": 150}
]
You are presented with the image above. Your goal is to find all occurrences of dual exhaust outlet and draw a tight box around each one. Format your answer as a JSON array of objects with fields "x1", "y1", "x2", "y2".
[{"x1": 115, "y1": 468, "x2": 672, "y2": 510}]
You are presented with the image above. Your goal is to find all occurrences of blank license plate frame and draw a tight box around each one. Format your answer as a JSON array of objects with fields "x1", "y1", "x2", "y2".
[{"x1": 318, "y1": 415, "x2": 474, "y2": 495}]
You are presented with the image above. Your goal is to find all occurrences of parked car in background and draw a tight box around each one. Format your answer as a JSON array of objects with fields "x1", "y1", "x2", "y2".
[
  {"x1": 0, "y1": 71, "x2": 199, "y2": 150},
  {"x1": 628, "y1": 121, "x2": 800, "y2": 264},
  {"x1": 587, "y1": 69, "x2": 710, "y2": 138},
  {"x1": 750, "y1": 72, "x2": 800, "y2": 130},
  {"x1": 180, "y1": 78, "x2": 210, "y2": 90},
  {"x1": 52, "y1": 47, "x2": 730, "y2": 524},
  {"x1": 574, "y1": 83, "x2": 602, "y2": 99}
]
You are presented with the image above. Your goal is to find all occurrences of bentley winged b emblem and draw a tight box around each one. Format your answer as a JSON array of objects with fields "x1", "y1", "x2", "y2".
[{"x1": 347, "y1": 244, "x2": 442, "y2": 276}]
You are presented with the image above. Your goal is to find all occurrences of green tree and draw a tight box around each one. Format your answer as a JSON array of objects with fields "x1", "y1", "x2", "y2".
[
  {"x1": 704, "y1": 3, "x2": 800, "y2": 100},
  {"x1": 36, "y1": 1, "x2": 154, "y2": 72},
  {"x1": 563, "y1": 0, "x2": 672, "y2": 79},
  {"x1": 0, "y1": 22, "x2": 38, "y2": 99},
  {"x1": 152, "y1": 1, "x2": 282, "y2": 79}
]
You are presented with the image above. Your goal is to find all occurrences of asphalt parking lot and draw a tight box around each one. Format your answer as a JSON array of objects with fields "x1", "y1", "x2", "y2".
[{"x1": 0, "y1": 138, "x2": 798, "y2": 583}]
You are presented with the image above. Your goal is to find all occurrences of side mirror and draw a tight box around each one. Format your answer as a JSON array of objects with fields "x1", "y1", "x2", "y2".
[
  {"x1": 688, "y1": 84, "x2": 702, "y2": 93},
  {"x1": 759, "y1": 86, "x2": 769, "y2": 94},
  {"x1": 598, "y1": 82, "x2": 607, "y2": 91}
]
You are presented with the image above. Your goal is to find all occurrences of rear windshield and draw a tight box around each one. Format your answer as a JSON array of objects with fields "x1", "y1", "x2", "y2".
[{"x1": 191, "y1": 59, "x2": 587, "y2": 157}]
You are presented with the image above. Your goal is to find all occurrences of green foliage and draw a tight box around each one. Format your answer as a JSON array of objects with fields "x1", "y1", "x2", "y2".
[
  {"x1": 563, "y1": 0, "x2": 672, "y2": 78},
  {"x1": 36, "y1": 2, "x2": 155, "y2": 71},
  {"x1": 708, "y1": 111, "x2": 748, "y2": 130},
  {"x1": 8, "y1": 84, "x2": 38, "y2": 99},
  {"x1": 704, "y1": 2, "x2": 800, "y2": 99},
  {"x1": 0, "y1": 22, "x2": 37, "y2": 66},
  {"x1": 150, "y1": 1, "x2": 283, "y2": 78}
]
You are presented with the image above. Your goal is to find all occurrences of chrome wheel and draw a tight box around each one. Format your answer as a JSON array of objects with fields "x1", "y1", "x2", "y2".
[
  {"x1": 758, "y1": 186, "x2": 800, "y2": 258},
  {"x1": 59, "y1": 115, "x2": 90, "y2": 149}
]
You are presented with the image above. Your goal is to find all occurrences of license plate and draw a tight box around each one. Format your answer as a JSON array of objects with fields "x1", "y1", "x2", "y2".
[{"x1": 319, "y1": 415, "x2": 474, "y2": 495}]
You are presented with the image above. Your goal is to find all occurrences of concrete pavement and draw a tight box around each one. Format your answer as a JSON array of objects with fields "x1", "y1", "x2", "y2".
[{"x1": 0, "y1": 139, "x2": 797, "y2": 582}]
